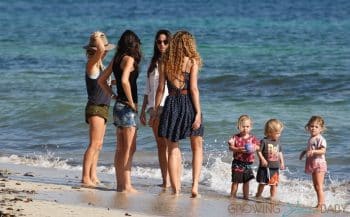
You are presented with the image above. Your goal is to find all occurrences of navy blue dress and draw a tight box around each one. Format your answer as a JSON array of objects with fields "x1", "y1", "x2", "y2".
[{"x1": 158, "y1": 72, "x2": 204, "y2": 142}]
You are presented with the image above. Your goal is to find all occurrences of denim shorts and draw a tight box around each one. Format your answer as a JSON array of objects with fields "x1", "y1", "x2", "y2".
[{"x1": 113, "y1": 101, "x2": 138, "y2": 128}]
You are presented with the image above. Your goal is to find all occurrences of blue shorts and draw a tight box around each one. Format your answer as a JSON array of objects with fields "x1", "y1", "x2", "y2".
[{"x1": 113, "y1": 101, "x2": 138, "y2": 128}]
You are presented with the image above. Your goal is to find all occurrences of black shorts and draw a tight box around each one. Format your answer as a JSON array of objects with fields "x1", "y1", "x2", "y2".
[{"x1": 231, "y1": 160, "x2": 254, "y2": 183}]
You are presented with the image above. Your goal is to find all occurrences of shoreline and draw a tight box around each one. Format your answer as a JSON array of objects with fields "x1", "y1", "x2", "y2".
[{"x1": 1, "y1": 162, "x2": 347, "y2": 217}]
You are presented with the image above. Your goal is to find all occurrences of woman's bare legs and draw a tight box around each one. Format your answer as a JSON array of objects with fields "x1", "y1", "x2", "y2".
[
  {"x1": 82, "y1": 116, "x2": 106, "y2": 187},
  {"x1": 115, "y1": 128, "x2": 123, "y2": 191},
  {"x1": 152, "y1": 118, "x2": 169, "y2": 188},
  {"x1": 190, "y1": 136, "x2": 203, "y2": 197},
  {"x1": 167, "y1": 140, "x2": 182, "y2": 195},
  {"x1": 115, "y1": 127, "x2": 137, "y2": 193}
]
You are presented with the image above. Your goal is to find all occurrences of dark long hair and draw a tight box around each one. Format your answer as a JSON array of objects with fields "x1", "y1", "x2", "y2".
[
  {"x1": 147, "y1": 29, "x2": 171, "y2": 77},
  {"x1": 114, "y1": 30, "x2": 142, "y2": 71}
]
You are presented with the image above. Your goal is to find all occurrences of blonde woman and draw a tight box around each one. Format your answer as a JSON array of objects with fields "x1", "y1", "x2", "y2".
[
  {"x1": 153, "y1": 31, "x2": 203, "y2": 197},
  {"x1": 82, "y1": 31, "x2": 115, "y2": 187}
]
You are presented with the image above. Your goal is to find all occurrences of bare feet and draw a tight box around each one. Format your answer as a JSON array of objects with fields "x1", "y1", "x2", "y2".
[
  {"x1": 230, "y1": 194, "x2": 237, "y2": 199},
  {"x1": 172, "y1": 190, "x2": 180, "y2": 196},
  {"x1": 158, "y1": 183, "x2": 171, "y2": 188},
  {"x1": 191, "y1": 192, "x2": 201, "y2": 198},
  {"x1": 314, "y1": 204, "x2": 325, "y2": 210},
  {"x1": 191, "y1": 183, "x2": 199, "y2": 198},
  {"x1": 91, "y1": 178, "x2": 100, "y2": 185},
  {"x1": 81, "y1": 181, "x2": 96, "y2": 188},
  {"x1": 121, "y1": 186, "x2": 138, "y2": 193}
]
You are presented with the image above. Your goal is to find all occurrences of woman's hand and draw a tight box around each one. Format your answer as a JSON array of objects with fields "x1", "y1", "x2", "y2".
[
  {"x1": 127, "y1": 102, "x2": 137, "y2": 113},
  {"x1": 148, "y1": 108, "x2": 157, "y2": 127},
  {"x1": 140, "y1": 111, "x2": 146, "y2": 125},
  {"x1": 192, "y1": 113, "x2": 201, "y2": 130}
]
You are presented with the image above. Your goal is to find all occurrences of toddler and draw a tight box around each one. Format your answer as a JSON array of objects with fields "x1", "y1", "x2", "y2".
[
  {"x1": 228, "y1": 115, "x2": 260, "y2": 199},
  {"x1": 300, "y1": 116, "x2": 327, "y2": 208},
  {"x1": 255, "y1": 119, "x2": 285, "y2": 200}
]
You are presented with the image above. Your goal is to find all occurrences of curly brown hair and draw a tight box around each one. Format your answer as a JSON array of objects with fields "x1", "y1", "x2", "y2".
[
  {"x1": 162, "y1": 31, "x2": 202, "y2": 87},
  {"x1": 305, "y1": 116, "x2": 326, "y2": 132}
]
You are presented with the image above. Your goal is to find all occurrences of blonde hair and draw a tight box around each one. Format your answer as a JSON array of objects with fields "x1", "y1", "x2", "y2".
[
  {"x1": 264, "y1": 119, "x2": 284, "y2": 136},
  {"x1": 162, "y1": 31, "x2": 202, "y2": 87},
  {"x1": 305, "y1": 116, "x2": 326, "y2": 132},
  {"x1": 236, "y1": 115, "x2": 252, "y2": 131}
]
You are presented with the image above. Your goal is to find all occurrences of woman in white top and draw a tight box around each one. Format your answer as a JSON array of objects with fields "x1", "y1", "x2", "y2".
[{"x1": 140, "y1": 30, "x2": 171, "y2": 188}]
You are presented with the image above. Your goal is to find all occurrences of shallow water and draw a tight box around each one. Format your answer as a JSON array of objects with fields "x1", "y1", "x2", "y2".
[{"x1": 0, "y1": 0, "x2": 349, "y2": 209}]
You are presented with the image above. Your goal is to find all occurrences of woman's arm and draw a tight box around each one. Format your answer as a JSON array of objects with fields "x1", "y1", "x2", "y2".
[
  {"x1": 189, "y1": 59, "x2": 201, "y2": 130},
  {"x1": 149, "y1": 63, "x2": 165, "y2": 126},
  {"x1": 86, "y1": 32, "x2": 106, "y2": 76},
  {"x1": 98, "y1": 58, "x2": 116, "y2": 99},
  {"x1": 140, "y1": 95, "x2": 148, "y2": 125},
  {"x1": 153, "y1": 63, "x2": 165, "y2": 115},
  {"x1": 120, "y1": 56, "x2": 137, "y2": 112}
]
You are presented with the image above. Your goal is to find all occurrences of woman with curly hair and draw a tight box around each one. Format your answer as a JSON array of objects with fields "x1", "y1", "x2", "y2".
[
  {"x1": 152, "y1": 30, "x2": 204, "y2": 197},
  {"x1": 99, "y1": 30, "x2": 142, "y2": 193}
]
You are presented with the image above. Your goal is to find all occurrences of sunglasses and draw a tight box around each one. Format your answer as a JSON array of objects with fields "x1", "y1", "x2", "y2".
[{"x1": 156, "y1": 39, "x2": 169, "y2": 45}]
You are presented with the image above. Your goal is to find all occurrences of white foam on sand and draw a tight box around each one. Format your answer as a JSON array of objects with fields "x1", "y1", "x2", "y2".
[{"x1": 1, "y1": 154, "x2": 349, "y2": 214}]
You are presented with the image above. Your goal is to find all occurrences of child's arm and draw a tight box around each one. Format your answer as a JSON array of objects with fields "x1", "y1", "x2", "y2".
[
  {"x1": 306, "y1": 148, "x2": 326, "y2": 157},
  {"x1": 228, "y1": 137, "x2": 245, "y2": 153},
  {"x1": 257, "y1": 150, "x2": 268, "y2": 167},
  {"x1": 228, "y1": 137, "x2": 235, "y2": 151},
  {"x1": 279, "y1": 152, "x2": 285, "y2": 170}
]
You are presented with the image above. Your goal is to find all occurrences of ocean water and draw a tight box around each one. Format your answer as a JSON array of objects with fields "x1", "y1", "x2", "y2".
[{"x1": 0, "y1": 0, "x2": 349, "y2": 210}]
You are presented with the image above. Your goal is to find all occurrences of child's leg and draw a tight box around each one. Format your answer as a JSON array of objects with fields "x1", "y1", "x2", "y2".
[
  {"x1": 243, "y1": 181, "x2": 250, "y2": 200},
  {"x1": 270, "y1": 185, "x2": 277, "y2": 200},
  {"x1": 312, "y1": 172, "x2": 325, "y2": 207},
  {"x1": 231, "y1": 183, "x2": 238, "y2": 198},
  {"x1": 256, "y1": 184, "x2": 265, "y2": 197}
]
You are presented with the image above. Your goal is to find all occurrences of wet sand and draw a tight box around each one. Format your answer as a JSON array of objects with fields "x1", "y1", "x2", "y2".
[{"x1": 0, "y1": 162, "x2": 347, "y2": 217}]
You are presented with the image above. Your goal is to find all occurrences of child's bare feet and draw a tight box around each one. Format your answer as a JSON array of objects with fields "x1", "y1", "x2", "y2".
[{"x1": 314, "y1": 204, "x2": 325, "y2": 210}]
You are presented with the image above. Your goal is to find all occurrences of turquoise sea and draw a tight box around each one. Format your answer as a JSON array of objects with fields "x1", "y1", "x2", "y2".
[{"x1": 0, "y1": 0, "x2": 349, "y2": 209}]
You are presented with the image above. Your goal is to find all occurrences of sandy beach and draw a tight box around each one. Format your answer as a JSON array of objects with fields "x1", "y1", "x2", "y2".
[{"x1": 0, "y1": 162, "x2": 347, "y2": 217}]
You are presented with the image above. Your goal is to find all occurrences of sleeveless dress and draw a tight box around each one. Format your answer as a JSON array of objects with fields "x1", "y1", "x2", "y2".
[{"x1": 158, "y1": 72, "x2": 204, "y2": 142}]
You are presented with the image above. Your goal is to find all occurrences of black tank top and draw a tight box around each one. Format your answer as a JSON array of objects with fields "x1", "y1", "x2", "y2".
[
  {"x1": 85, "y1": 70, "x2": 111, "y2": 105},
  {"x1": 113, "y1": 55, "x2": 139, "y2": 104}
]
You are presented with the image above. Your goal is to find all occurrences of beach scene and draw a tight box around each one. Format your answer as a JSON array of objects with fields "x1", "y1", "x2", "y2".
[{"x1": 0, "y1": 0, "x2": 349, "y2": 216}]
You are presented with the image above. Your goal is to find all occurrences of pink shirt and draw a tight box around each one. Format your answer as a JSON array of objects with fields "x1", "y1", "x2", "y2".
[{"x1": 305, "y1": 134, "x2": 327, "y2": 173}]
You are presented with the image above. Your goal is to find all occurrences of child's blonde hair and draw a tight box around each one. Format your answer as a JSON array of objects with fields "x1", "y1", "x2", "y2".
[
  {"x1": 305, "y1": 116, "x2": 326, "y2": 132},
  {"x1": 236, "y1": 115, "x2": 252, "y2": 130},
  {"x1": 264, "y1": 119, "x2": 284, "y2": 136}
]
